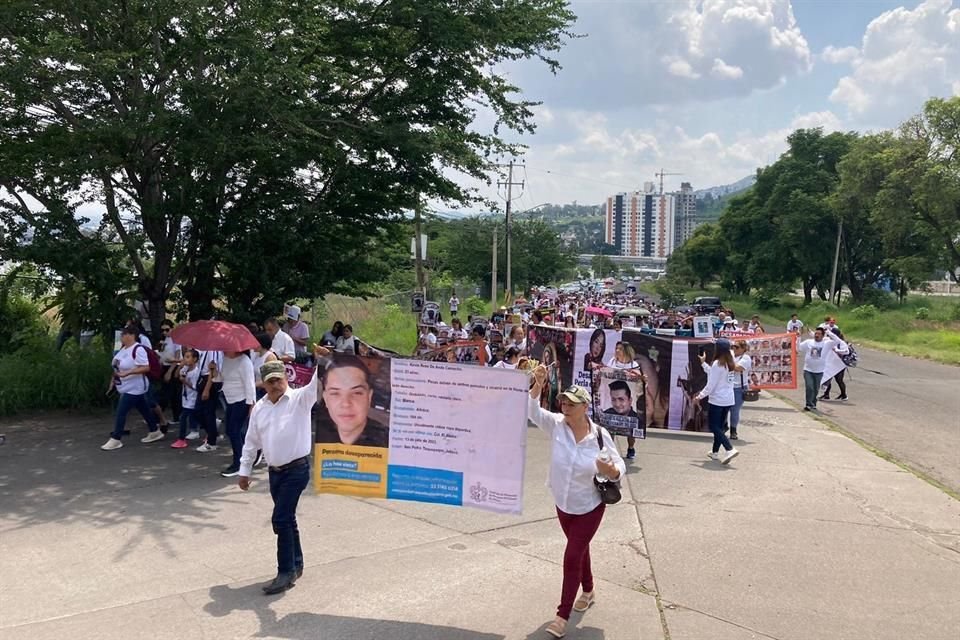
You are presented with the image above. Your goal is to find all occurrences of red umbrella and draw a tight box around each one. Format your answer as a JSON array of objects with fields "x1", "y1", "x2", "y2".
[
  {"x1": 170, "y1": 320, "x2": 260, "y2": 352},
  {"x1": 585, "y1": 306, "x2": 613, "y2": 317}
]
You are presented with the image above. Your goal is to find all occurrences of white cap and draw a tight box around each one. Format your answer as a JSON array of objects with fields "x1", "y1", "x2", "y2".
[{"x1": 286, "y1": 305, "x2": 301, "y2": 320}]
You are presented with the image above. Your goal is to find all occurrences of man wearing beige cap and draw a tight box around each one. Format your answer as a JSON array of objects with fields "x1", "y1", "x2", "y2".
[{"x1": 238, "y1": 345, "x2": 330, "y2": 595}]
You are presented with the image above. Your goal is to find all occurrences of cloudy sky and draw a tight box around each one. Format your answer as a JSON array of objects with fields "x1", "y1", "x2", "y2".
[{"x1": 465, "y1": 0, "x2": 960, "y2": 211}]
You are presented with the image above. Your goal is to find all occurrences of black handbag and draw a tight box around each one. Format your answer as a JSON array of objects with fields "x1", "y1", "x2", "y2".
[{"x1": 593, "y1": 429, "x2": 622, "y2": 505}]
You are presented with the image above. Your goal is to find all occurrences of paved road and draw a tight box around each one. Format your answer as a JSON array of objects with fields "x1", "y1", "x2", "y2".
[{"x1": 775, "y1": 346, "x2": 960, "y2": 495}]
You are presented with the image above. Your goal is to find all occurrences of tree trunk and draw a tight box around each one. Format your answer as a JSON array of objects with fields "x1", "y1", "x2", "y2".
[{"x1": 802, "y1": 278, "x2": 814, "y2": 305}]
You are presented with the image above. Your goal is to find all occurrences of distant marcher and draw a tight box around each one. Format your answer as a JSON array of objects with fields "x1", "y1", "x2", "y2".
[
  {"x1": 171, "y1": 349, "x2": 201, "y2": 448},
  {"x1": 194, "y1": 350, "x2": 223, "y2": 452},
  {"x1": 101, "y1": 327, "x2": 162, "y2": 451},
  {"x1": 219, "y1": 350, "x2": 257, "y2": 477},
  {"x1": 526, "y1": 377, "x2": 625, "y2": 639},
  {"x1": 450, "y1": 317, "x2": 468, "y2": 340},
  {"x1": 238, "y1": 348, "x2": 331, "y2": 595},
  {"x1": 282, "y1": 305, "x2": 310, "y2": 359},
  {"x1": 798, "y1": 328, "x2": 837, "y2": 411},
  {"x1": 322, "y1": 321, "x2": 344, "y2": 346},
  {"x1": 696, "y1": 339, "x2": 739, "y2": 464},
  {"x1": 820, "y1": 329, "x2": 850, "y2": 401},
  {"x1": 786, "y1": 313, "x2": 804, "y2": 334},
  {"x1": 730, "y1": 340, "x2": 753, "y2": 440},
  {"x1": 252, "y1": 332, "x2": 279, "y2": 400},
  {"x1": 265, "y1": 317, "x2": 296, "y2": 363},
  {"x1": 157, "y1": 320, "x2": 182, "y2": 426},
  {"x1": 507, "y1": 325, "x2": 527, "y2": 352},
  {"x1": 606, "y1": 341, "x2": 644, "y2": 459},
  {"x1": 334, "y1": 324, "x2": 357, "y2": 354},
  {"x1": 449, "y1": 292, "x2": 460, "y2": 315},
  {"x1": 493, "y1": 346, "x2": 523, "y2": 369}
]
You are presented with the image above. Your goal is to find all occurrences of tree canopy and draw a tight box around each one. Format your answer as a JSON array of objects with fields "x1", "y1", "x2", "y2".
[{"x1": 0, "y1": 0, "x2": 575, "y2": 333}]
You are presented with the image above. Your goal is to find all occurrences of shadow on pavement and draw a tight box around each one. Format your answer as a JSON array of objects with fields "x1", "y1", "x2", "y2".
[
  {"x1": 0, "y1": 410, "x2": 240, "y2": 560},
  {"x1": 205, "y1": 583, "x2": 508, "y2": 640}
]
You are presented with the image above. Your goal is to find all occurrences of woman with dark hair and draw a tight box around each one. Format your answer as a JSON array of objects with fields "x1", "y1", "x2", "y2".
[
  {"x1": 322, "y1": 321, "x2": 344, "y2": 346},
  {"x1": 252, "y1": 332, "x2": 279, "y2": 400},
  {"x1": 101, "y1": 326, "x2": 162, "y2": 451},
  {"x1": 583, "y1": 328, "x2": 606, "y2": 371},
  {"x1": 696, "y1": 339, "x2": 739, "y2": 464},
  {"x1": 218, "y1": 348, "x2": 257, "y2": 477},
  {"x1": 494, "y1": 346, "x2": 523, "y2": 369}
]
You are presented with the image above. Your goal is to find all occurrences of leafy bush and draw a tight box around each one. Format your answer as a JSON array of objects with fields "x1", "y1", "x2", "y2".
[
  {"x1": 0, "y1": 334, "x2": 113, "y2": 416},
  {"x1": 753, "y1": 289, "x2": 781, "y2": 310},
  {"x1": 0, "y1": 294, "x2": 49, "y2": 353},
  {"x1": 950, "y1": 303, "x2": 960, "y2": 322},
  {"x1": 850, "y1": 304, "x2": 879, "y2": 319},
  {"x1": 654, "y1": 279, "x2": 687, "y2": 309},
  {"x1": 460, "y1": 296, "x2": 488, "y2": 318},
  {"x1": 915, "y1": 307, "x2": 931, "y2": 320},
  {"x1": 857, "y1": 287, "x2": 896, "y2": 310}
]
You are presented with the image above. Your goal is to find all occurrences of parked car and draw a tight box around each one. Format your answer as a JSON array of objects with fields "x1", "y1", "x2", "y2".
[{"x1": 692, "y1": 296, "x2": 723, "y2": 314}]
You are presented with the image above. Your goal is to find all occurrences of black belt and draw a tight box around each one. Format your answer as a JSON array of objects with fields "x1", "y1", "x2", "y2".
[{"x1": 268, "y1": 456, "x2": 309, "y2": 473}]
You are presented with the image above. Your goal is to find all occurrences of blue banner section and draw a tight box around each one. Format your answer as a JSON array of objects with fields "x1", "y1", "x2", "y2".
[
  {"x1": 322, "y1": 460, "x2": 359, "y2": 471},
  {"x1": 321, "y1": 469, "x2": 381, "y2": 483},
  {"x1": 387, "y1": 465, "x2": 463, "y2": 506}
]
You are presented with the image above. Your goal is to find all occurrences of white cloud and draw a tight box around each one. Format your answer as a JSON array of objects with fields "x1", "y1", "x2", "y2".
[
  {"x1": 820, "y1": 45, "x2": 860, "y2": 65},
  {"x1": 510, "y1": 0, "x2": 811, "y2": 108},
  {"x1": 829, "y1": 0, "x2": 960, "y2": 124},
  {"x1": 712, "y1": 58, "x2": 744, "y2": 80}
]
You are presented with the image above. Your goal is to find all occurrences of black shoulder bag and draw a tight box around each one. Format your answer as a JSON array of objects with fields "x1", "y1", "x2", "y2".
[{"x1": 593, "y1": 429, "x2": 622, "y2": 505}]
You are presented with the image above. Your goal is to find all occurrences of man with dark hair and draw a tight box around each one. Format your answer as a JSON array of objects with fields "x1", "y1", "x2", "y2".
[
  {"x1": 604, "y1": 380, "x2": 639, "y2": 418},
  {"x1": 314, "y1": 356, "x2": 388, "y2": 447}
]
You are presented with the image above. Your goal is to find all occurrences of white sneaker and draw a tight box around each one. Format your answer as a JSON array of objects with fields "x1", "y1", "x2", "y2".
[
  {"x1": 722, "y1": 448, "x2": 740, "y2": 465},
  {"x1": 707, "y1": 451, "x2": 719, "y2": 460},
  {"x1": 196, "y1": 442, "x2": 218, "y2": 452},
  {"x1": 140, "y1": 431, "x2": 164, "y2": 444},
  {"x1": 185, "y1": 431, "x2": 200, "y2": 440},
  {"x1": 101, "y1": 438, "x2": 123, "y2": 451}
]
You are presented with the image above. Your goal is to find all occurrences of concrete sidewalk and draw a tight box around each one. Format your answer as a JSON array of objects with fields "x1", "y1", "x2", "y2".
[{"x1": 0, "y1": 395, "x2": 958, "y2": 640}]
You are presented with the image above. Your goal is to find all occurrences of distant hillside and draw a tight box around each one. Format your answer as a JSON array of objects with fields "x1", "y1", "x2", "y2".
[
  {"x1": 695, "y1": 175, "x2": 755, "y2": 223},
  {"x1": 694, "y1": 174, "x2": 756, "y2": 199}
]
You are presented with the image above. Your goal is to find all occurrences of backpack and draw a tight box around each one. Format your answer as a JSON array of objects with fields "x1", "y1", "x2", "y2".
[
  {"x1": 134, "y1": 344, "x2": 164, "y2": 380},
  {"x1": 840, "y1": 344, "x2": 859, "y2": 368}
]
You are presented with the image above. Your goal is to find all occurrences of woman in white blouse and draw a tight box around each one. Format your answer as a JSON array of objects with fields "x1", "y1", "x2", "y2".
[{"x1": 528, "y1": 370, "x2": 626, "y2": 639}]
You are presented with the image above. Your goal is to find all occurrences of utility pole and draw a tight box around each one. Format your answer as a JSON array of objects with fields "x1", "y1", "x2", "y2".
[
  {"x1": 496, "y1": 160, "x2": 524, "y2": 304},
  {"x1": 491, "y1": 225, "x2": 498, "y2": 312},
  {"x1": 414, "y1": 201, "x2": 426, "y2": 296},
  {"x1": 829, "y1": 219, "x2": 843, "y2": 305}
]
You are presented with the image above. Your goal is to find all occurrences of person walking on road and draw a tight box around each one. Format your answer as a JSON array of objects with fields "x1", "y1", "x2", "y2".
[
  {"x1": 219, "y1": 350, "x2": 257, "y2": 478},
  {"x1": 821, "y1": 329, "x2": 850, "y2": 402},
  {"x1": 696, "y1": 339, "x2": 739, "y2": 464},
  {"x1": 101, "y1": 326, "x2": 162, "y2": 451},
  {"x1": 729, "y1": 340, "x2": 753, "y2": 440},
  {"x1": 238, "y1": 345, "x2": 331, "y2": 596},
  {"x1": 527, "y1": 373, "x2": 625, "y2": 639},
  {"x1": 798, "y1": 328, "x2": 837, "y2": 411}
]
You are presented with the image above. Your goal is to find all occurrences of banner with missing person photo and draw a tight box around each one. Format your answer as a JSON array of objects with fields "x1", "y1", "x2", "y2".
[
  {"x1": 718, "y1": 331, "x2": 798, "y2": 389},
  {"x1": 313, "y1": 354, "x2": 529, "y2": 514},
  {"x1": 592, "y1": 366, "x2": 646, "y2": 439}
]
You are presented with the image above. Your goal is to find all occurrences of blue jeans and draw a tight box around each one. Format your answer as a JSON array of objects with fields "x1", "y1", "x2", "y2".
[
  {"x1": 112, "y1": 393, "x2": 158, "y2": 440},
  {"x1": 269, "y1": 462, "x2": 310, "y2": 575},
  {"x1": 731, "y1": 387, "x2": 745, "y2": 431},
  {"x1": 177, "y1": 407, "x2": 198, "y2": 440},
  {"x1": 707, "y1": 403, "x2": 733, "y2": 454},
  {"x1": 224, "y1": 401, "x2": 249, "y2": 468},
  {"x1": 804, "y1": 370, "x2": 823, "y2": 409}
]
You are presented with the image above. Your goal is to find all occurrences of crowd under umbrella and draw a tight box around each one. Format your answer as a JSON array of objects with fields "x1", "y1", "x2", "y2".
[{"x1": 169, "y1": 320, "x2": 260, "y2": 352}]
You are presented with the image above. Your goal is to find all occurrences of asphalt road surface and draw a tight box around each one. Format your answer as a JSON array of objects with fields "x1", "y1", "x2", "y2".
[{"x1": 775, "y1": 346, "x2": 960, "y2": 495}]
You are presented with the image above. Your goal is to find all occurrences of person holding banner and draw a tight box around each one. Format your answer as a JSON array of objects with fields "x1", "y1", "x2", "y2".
[
  {"x1": 238, "y1": 345, "x2": 331, "y2": 595},
  {"x1": 528, "y1": 372, "x2": 625, "y2": 639},
  {"x1": 729, "y1": 340, "x2": 753, "y2": 440},
  {"x1": 798, "y1": 328, "x2": 837, "y2": 411},
  {"x1": 696, "y1": 340, "x2": 739, "y2": 464}
]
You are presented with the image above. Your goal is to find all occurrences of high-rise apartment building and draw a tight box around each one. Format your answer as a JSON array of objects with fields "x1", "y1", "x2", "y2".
[{"x1": 604, "y1": 182, "x2": 697, "y2": 259}]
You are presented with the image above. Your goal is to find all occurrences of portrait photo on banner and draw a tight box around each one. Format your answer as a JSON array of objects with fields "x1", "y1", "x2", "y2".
[
  {"x1": 312, "y1": 353, "x2": 391, "y2": 449},
  {"x1": 526, "y1": 324, "x2": 574, "y2": 411},
  {"x1": 593, "y1": 367, "x2": 646, "y2": 439}
]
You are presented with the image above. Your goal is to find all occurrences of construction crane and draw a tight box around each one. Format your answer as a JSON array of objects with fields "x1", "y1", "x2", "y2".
[{"x1": 654, "y1": 169, "x2": 683, "y2": 195}]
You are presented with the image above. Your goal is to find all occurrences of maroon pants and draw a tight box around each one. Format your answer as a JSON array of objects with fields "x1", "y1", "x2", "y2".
[{"x1": 556, "y1": 502, "x2": 606, "y2": 620}]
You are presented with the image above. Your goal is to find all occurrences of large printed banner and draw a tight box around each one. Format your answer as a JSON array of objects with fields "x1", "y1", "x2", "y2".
[
  {"x1": 526, "y1": 325, "x2": 575, "y2": 412},
  {"x1": 414, "y1": 340, "x2": 490, "y2": 366},
  {"x1": 718, "y1": 331, "x2": 798, "y2": 389},
  {"x1": 574, "y1": 328, "x2": 621, "y2": 390},
  {"x1": 621, "y1": 330, "x2": 715, "y2": 432},
  {"x1": 313, "y1": 355, "x2": 528, "y2": 514}
]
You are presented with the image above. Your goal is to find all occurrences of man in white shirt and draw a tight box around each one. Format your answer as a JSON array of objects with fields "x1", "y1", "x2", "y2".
[
  {"x1": 448, "y1": 293, "x2": 460, "y2": 315},
  {"x1": 786, "y1": 314, "x2": 804, "y2": 334},
  {"x1": 798, "y1": 328, "x2": 837, "y2": 411},
  {"x1": 265, "y1": 317, "x2": 296, "y2": 363},
  {"x1": 282, "y1": 305, "x2": 310, "y2": 358},
  {"x1": 238, "y1": 347, "x2": 330, "y2": 595}
]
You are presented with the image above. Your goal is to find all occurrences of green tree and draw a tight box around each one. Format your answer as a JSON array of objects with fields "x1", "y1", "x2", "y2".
[
  {"x1": 681, "y1": 223, "x2": 726, "y2": 289},
  {"x1": 590, "y1": 254, "x2": 617, "y2": 278},
  {"x1": 0, "y1": 0, "x2": 575, "y2": 335}
]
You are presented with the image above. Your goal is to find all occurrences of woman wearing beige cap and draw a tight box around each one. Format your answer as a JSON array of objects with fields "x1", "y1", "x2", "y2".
[{"x1": 528, "y1": 369, "x2": 626, "y2": 638}]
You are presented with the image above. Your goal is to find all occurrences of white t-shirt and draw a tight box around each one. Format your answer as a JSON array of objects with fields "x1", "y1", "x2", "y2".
[
  {"x1": 196, "y1": 350, "x2": 224, "y2": 383},
  {"x1": 799, "y1": 336, "x2": 835, "y2": 374},
  {"x1": 271, "y1": 330, "x2": 296, "y2": 360},
  {"x1": 493, "y1": 360, "x2": 517, "y2": 369},
  {"x1": 179, "y1": 365, "x2": 201, "y2": 409},
  {"x1": 251, "y1": 350, "x2": 277, "y2": 383},
  {"x1": 335, "y1": 335, "x2": 356, "y2": 354},
  {"x1": 283, "y1": 320, "x2": 310, "y2": 355},
  {"x1": 449, "y1": 297, "x2": 460, "y2": 312},
  {"x1": 606, "y1": 357, "x2": 639, "y2": 370},
  {"x1": 734, "y1": 354, "x2": 752, "y2": 389},
  {"x1": 113, "y1": 344, "x2": 151, "y2": 396},
  {"x1": 137, "y1": 334, "x2": 153, "y2": 349},
  {"x1": 786, "y1": 319, "x2": 804, "y2": 333},
  {"x1": 158, "y1": 339, "x2": 180, "y2": 366}
]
